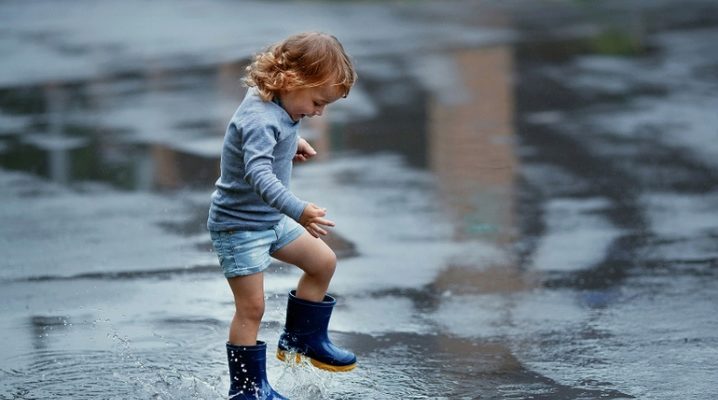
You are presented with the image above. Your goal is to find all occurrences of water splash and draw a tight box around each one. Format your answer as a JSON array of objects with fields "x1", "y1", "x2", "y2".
[{"x1": 273, "y1": 352, "x2": 335, "y2": 400}]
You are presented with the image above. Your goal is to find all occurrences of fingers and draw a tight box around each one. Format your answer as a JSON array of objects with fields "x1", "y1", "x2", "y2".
[
  {"x1": 300, "y1": 203, "x2": 334, "y2": 237},
  {"x1": 299, "y1": 139, "x2": 318, "y2": 157},
  {"x1": 304, "y1": 223, "x2": 323, "y2": 238},
  {"x1": 306, "y1": 225, "x2": 320, "y2": 238},
  {"x1": 294, "y1": 139, "x2": 317, "y2": 162},
  {"x1": 307, "y1": 223, "x2": 328, "y2": 237},
  {"x1": 303, "y1": 217, "x2": 335, "y2": 238},
  {"x1": 312, "y1": 217, "x2": 335, "y2": 227}
]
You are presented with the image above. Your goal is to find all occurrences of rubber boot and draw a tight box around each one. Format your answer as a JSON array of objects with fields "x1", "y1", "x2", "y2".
[
  {"x1": 227, "y1": 341, "x2": 289, "y2": 400},
  {"x1": 277, "y1": 290, "x2": 357, "y2": 372}
]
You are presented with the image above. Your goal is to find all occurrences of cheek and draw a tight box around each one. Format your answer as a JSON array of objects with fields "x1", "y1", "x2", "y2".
[{"x1": 290, "y1": 103, "x2": 306, "y2": 114}]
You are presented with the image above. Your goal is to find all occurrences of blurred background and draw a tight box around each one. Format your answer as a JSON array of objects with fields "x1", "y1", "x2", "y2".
[{"x1": 1, "y1": 0, "x2": 717, "y2": 399}]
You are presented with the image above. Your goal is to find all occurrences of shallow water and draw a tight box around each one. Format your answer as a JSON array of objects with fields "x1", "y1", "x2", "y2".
[{"x1": 2, "y1": 1, "x2": 718, "y2": 399}]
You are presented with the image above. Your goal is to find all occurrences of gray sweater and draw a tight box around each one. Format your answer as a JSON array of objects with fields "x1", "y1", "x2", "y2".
[{"x1": 207, "y1": 88, "x2": 307, "y2": 231}]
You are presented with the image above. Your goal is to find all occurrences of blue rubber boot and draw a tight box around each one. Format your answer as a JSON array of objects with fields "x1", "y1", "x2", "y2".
[
  {"x1": 276, "y1": 290, "x2": 357, "y2": 372},
  {"x1": 227, "y1": 341, "x2": 289, "y2": 399}
]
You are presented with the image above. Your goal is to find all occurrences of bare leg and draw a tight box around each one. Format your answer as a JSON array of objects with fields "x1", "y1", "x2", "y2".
[
  {"x1": 271, "y1": 232, "x2": 337, "y2": 302},
  {"x1": 227, "y1": 272, "x2": 265, "y2": 346}
]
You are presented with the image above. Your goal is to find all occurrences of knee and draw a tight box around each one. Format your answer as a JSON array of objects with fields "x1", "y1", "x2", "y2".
[
  {"x1": 235, "y1": 295, "x2": 265, "y2": 322},
  {"x1": 304, "y1": 249, "x2": 337, "y2": 280},
  {"x1": 317, "y1": 250, "x2": 337, "y2": 279}
]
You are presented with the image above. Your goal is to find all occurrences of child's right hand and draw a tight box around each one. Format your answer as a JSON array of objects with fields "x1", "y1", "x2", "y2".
[{"x1": 299, "y1": 203, "x2": 335, "y2": 238}]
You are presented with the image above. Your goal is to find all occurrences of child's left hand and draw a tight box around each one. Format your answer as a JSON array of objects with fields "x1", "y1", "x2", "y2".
[{"x1": 294, "y1": 138, "x2": 317, "y2": 162}]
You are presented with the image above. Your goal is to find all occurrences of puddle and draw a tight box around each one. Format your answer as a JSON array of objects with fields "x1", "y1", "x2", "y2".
[{"x1": 2, "y1": 1, "x2": 718, "y2": 399}]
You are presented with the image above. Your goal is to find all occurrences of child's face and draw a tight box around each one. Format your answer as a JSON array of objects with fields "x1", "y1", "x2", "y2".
[{"x1": 278, "y1": 85, "x2": 344, "y2": 122}]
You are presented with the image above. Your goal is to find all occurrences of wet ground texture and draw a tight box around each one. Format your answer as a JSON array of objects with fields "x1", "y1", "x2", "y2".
[{"x1": 1, "y1": 0, "x2": 717, "y2": 399}]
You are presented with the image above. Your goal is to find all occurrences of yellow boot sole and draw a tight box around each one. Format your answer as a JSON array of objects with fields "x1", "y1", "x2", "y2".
[{"x1": 276, "y1": 349, "x2": 356, "y2": 372}]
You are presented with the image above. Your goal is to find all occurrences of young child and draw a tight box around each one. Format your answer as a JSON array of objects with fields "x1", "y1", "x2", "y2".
[{"x1": 207, "y1": 32, "x2": 357, "y2": 399}]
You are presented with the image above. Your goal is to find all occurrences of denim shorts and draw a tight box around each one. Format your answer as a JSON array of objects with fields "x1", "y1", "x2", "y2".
[{"x1": 209, "y1": 216, "x2": 305, "y2": 278}]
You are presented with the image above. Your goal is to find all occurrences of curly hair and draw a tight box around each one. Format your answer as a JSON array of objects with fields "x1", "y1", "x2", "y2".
[{"x1": 243, "y1": 32, "x2": 357, "y2": 101}]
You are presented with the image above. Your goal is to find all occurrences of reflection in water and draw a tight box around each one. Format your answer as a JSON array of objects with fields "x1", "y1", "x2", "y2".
[
  {"x1": 429, "y1": 45, "x2": 517, "y2": 245},
  {"x1": 151, "y1": 145, "x2": 218, "y2": 191},
  {"x1": 30, "y1": 315, "x2": 71, "y2": 350},
  {"x1": 0, "y1": 62, "x2": 250, "y2": 191},
  {"x1": 46, "y1": 85, "x2": 70, "y2": 185},
  {"x1": 421, "y1": 43, "x2": 544, "y2": 388},
  {"x1": 428, "y1": 44, "x2": 531, "y2": 297},
  {"x1": 150, "y1": 60, "x2": 247, "y2": 191}
]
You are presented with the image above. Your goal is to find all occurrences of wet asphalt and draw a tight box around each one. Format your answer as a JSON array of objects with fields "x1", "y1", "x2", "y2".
[{"x1": 1, "y1": 1, "x2": 717, "y2": 399}]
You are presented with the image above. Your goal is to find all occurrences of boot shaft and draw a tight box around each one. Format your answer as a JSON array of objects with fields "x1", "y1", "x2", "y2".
[
  {"x1": 283, "y1": 290, "x2": 335, "y2": 333},
  {"x1": 226, "y1": 341, "x2": 279, "y2": 399},
  {"x1": 227, "y1": 341, "x2": 267, "y2": 376}
]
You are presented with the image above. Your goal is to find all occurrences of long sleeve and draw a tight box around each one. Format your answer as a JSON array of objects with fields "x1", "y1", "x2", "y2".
[{"x1": 240, "y1": 123, "x2": 307, "y2": 222}]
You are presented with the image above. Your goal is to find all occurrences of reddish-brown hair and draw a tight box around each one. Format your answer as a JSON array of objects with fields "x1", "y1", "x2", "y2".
[{"x1": 244, "y1": 32, "x2": 357, "y2": 101}]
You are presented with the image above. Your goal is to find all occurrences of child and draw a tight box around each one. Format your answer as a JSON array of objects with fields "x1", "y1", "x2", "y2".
[{"x1": 207, "y1": 32, "x2": 357, "y2": 399}]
